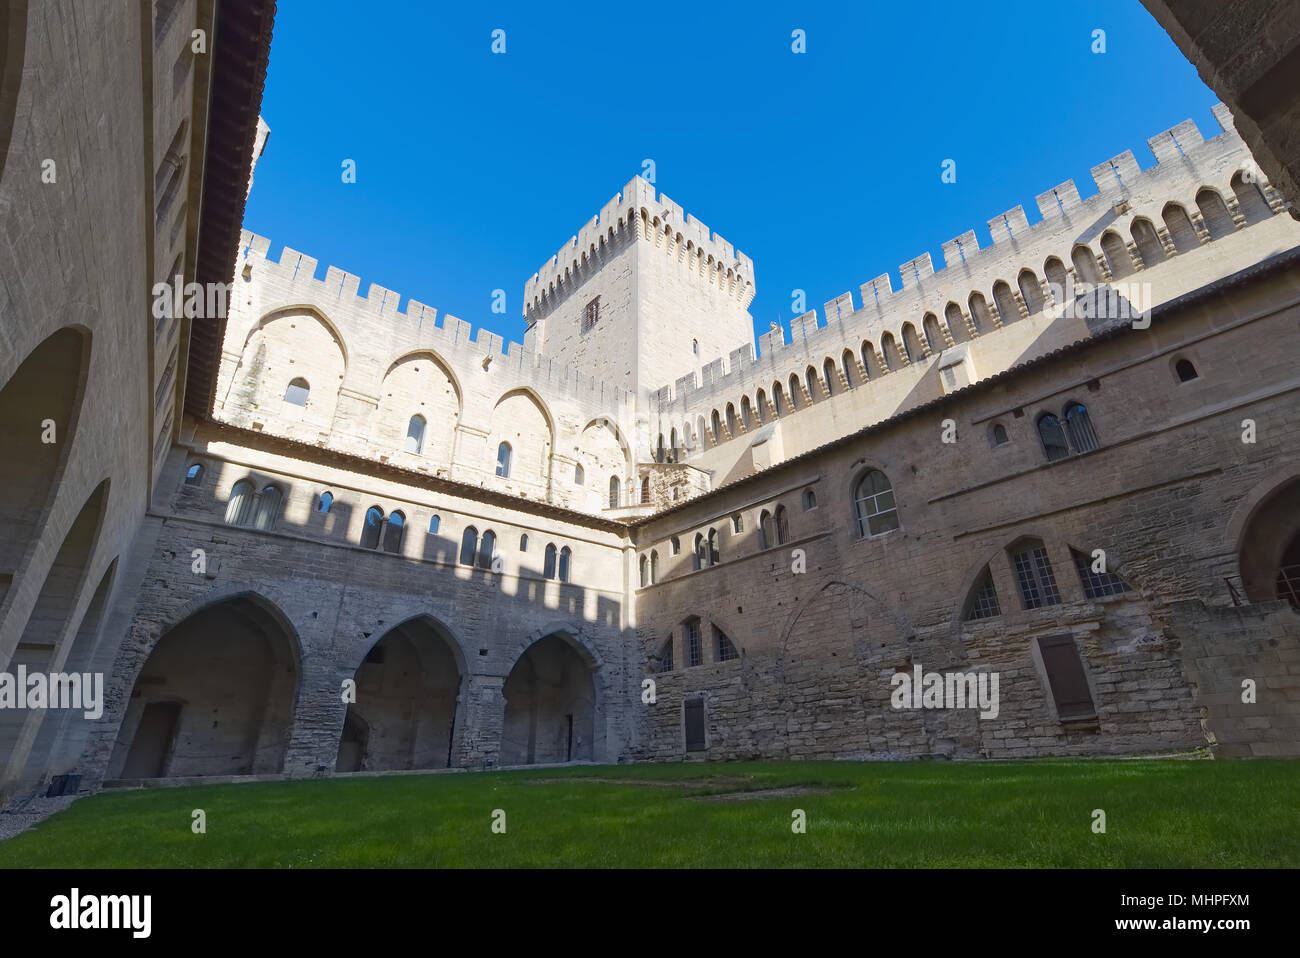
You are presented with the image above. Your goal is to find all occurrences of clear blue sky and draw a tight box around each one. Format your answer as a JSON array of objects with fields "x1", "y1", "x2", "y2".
[{"x1": 244, "y1": 1, "x2": 1219, "y2": 353}]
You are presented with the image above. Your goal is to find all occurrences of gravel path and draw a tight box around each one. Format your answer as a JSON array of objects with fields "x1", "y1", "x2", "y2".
[{"x1": 0, "y1": 795, "x2": 80, "y2": 843}]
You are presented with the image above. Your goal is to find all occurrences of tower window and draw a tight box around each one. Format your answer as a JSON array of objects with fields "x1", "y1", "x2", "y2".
[
  {"x1": 496, "y1": 442, "x2": 512, "y2": 478},
  {"x1": 583, "y1": 296, "x2": 600, "y2": 331},
  {"x1": 1175, "y1": 358, "x2": 1199, "y2": 382},
  {"x1": 284, "y1": 378, "x2": 309, "y2": 406},
  {"x1": 184, "y1": 463, "x2": 204, "y2": 485}
]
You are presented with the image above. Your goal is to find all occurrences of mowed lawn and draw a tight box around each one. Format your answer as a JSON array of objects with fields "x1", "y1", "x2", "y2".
[{"x1": 1, "y1": 758, "x2": 1297, "y2": 868}]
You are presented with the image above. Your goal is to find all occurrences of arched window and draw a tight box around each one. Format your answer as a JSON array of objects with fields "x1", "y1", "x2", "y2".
[
  {"x1": 1100, "y1": 231, "x2": 1133, "y2": 279},
  {"x1": 574, "y1": 462, "x2": 584, "y2": 485},
  {"x1": 656, "y1": 434, "x2": 665, "y2": 462},
  {"x1": 650, "y1": 550, "x2": 659, "y2": 583},
  {"x1": 693, "y1": 533, "x2": 705, "y2": 571},
  {"x1": 774, "y1": 505, "x2": 790, "y2": 544},
  {"x1": 806, "y1": 365, "x2": 820, "y2": 401},
  {"x1": 772, "y1": 382, "x2": 786, "y2": 415},
  {"x1": 1162, "y1": 203, "x2": 1199, "y2": 254},
  {"x1": 251, "y1": 485, "x2": 282, "y2": 531},
  {"x1": 609, "y1": 475, "x2": 620, "y2": 508},
  {"x1": 543, "y1": 543, "x2": 557, "y2": 579},
  {"x1": 382, "y1": 511, "x2": 405, "y2": 554},
  {"x1": 640, "y1": 554, "x2": 649, "y2": 587},
  {"x1": 1018, "y1": 269, "x2": 1045, "y2": 315},
  {"x1": 902, "y1": 324, "x2": 924, "y2": 362},
  {"x1": 558, "y1": 546, "x2": 572, "y2": 582},
  {"x1": 951, "y1": 301, "x2": 975, "y2": 341},
  {"x1": 519, "y1": 534, "x2": 528, "y2": 551},
  {"x1": 708, "y1": 527, "x2": 720, "y2": 565},
  {"x1": 731, "y1": 513, "x2": 743, "y2": 533},
  {"x1": 284, "y1": 377, "x2": 309, "y2": 406},
  {"x1": 184, "y1": 463, "x2": 204, "y2": 485},
  {"x1": 711, "y1": 409, "x2": 722, "y2": 440},
  {"x1": 1043, "y1": 257, "x2": 1068, "y2": 302},
  {"x1": 754, "y1": 390, "x2": 768, "y2": 422},
  {"x1": 657, "y1": 637, "x2": 674, "y2": 673},
  {"x1": 1175, "y1": 358, "x2": 1198, "y2": 382},
  {"x1": 459, "y1": 526, "x2": 478, "y2": 565},
  {"x1": 670, "y1": 536, "x2": 680, "y2": 555},
  {"x1": 405, "y1": 415, "x2": 426, "y2": 454},
  {"x1": 880, "y1": 333, "x2": 898, "y2": 369},
  {"x1": 990, "y1": 423, "x2": 1009, "y2": 447},
  {"x1": 1231, "y1": 171, "x2": 1273, "y2": 226},
  {"x1": 317, "y1": 490, "x2": 333, "y2": 513},
  {"x1": 1196, "y1": 188, "x2": 1235, "y2": 240},
  {"x1": 726, "y1": 403, "x2": 738, "y2": 435},
  {"x1": 1037, "y1": 413, "x2": 1069, "y2": 462},
  {"x1": 716, "y1": 626, "x2": 739, "y2": 662},
  {"x1": 923, "y1": 313, "x2": 945, "y2": 353},
  {"x1": 362, "y1": 506, "x2": 386, "y2": 549},
  {"x1": 477, "y1": 529, "x2": 496, "y2": 569},
  {"x1": 759, "y1": 510, "x2": 774, "y2": 550},
  {"x1": 802, "y1": 488, "x2": 817, "y2": 510},
  {"x1": 1071, "y1": 548, "x2": 1129, "y2": 599},
  {"x1": 1010, "y1": 539, "x2": 1061, "y2": 609},
  {"x1": 1071, "y1": 244, "x2": 1102, "y2": 285},
  {"x1": 1063, "y1": 402, "x2": 1099, "y2": 453},
  {"x1": 640, "y1": 476, "x2": 650, "y2": 505},
  {"x1": 852, "y1": 470, "x2": 899, "y2": 538},
  {"x1": 428, "y1": 514, "x2": 441, "y2": 534},
  {"x1": 992, "y1": 280, "x2": 1019, "y2": 325},
  {"x1": 495, "y1": 442, "x2": 512, "y2": 478},
  {"x1": 823, "y1": 358, "x2": 837, "y2": 396},
  {"x1": 692, "y1": 339, "x2": 698, "y2": 355},
  {"x1": 788, "y1": 373, "x2": 802, "y2": 408},
  {"x1": 1131, "y1": 218, "x2": 1165, "y2": 266},
  {"x1": 841, "y1": 350, "x2": 857, "y2": 388},
  {"x1": 964, "y1": 567, "x2": 1001, "y2": 620},
  {"x1": 684, "y1": 617, "x2": 703, "y2": 667},
  {"x1": 224, "y1": 479, "x2": 254, "y2": 526}
]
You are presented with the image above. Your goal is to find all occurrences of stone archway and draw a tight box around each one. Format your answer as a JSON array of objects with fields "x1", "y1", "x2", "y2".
[
  {"x1": 336, "y1": 616, "x2": 463, "y2": 772},
  {"x1": 1237, "y1": 477, "x2": 1300, "y2": 605},
  {"x1": 106, "y1": 594, "x2": 300, "y2": 780},
  {"x1": 500, "y1": 633, "x2": 597, "y2": 765}
]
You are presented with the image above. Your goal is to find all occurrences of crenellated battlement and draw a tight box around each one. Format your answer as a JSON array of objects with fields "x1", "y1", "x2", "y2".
[
  {"x1": 522, "y1": 175, "x2": 756, "y2": 321},
  {"x1": 649, "y1": 103, "x2": 1293, "y2": 425},
  {"x1": 234, "y1": 231, "x2": 635, "y2": 414}
]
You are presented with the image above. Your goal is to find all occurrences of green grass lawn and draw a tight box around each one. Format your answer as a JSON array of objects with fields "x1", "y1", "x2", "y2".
[{"x1": 2, "y1": 758, "x2": 1297, "y2": 867}]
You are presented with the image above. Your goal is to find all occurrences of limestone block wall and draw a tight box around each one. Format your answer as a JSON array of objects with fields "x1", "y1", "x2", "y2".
[
  {"x1": 653, "y1": 108, "x2": 1300, "y2": 492},
  {"x1": 628, "y1": 253, "x2": 1300, "y2": 761},
  {"x1": 0, "y1": 0, "x2": 218, "y2": 801},
  {"x1": 79, "y1": 426, "x2": 640, "y2": 785},
  {"x1": 216, "y1": 233, "x2": 640, "y2": 516},
  {"x1": 522, "y1": 176, "x2": 756, "y2": 398}
]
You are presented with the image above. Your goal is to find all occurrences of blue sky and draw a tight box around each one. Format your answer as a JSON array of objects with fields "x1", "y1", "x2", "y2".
[{"x1": 244, "y1": 1, "x2": 1219, "y2": 352}]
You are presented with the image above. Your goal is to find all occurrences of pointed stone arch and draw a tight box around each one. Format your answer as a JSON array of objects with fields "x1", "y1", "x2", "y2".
[{"x1": 0, "y1": 326, "x2": 92, "y2": 613}]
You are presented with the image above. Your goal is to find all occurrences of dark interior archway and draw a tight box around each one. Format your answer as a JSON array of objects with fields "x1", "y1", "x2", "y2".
[
  {"x1": 107, "y1": 595, "x2": 300, "y2": 779},
  {"x1": 0, "y1": 480, "x2": 108, "y2": 782},
  {"x1": 501, "y1": 634, "x2": 596, "y2": 766},
  {"x1": 335, "y1": 617, "x2": 462, "y2": 772},
  {"x1": 0, "y1": 327, "x2": 90, "y2": 609},
  {"x1": 1238, "y1": 478, "x2": 1300, "y2": 605}
]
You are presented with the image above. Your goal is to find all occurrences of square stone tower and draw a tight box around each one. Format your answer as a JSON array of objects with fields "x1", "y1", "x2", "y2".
[{"x1": 522, "y1": 177, "x2": 756, "y2": 396}]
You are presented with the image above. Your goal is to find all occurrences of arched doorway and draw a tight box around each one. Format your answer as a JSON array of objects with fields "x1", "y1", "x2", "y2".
[
  {"x1": 501, "y1": 633, "x2": 596, "y2": 765},
  {"x1": 1238, "y1": 477, "x2": 1300, "y2": 606},
  {"x1": 107, "y1": 594, "x2": 300, "y2": 779},
  {"x1": 336, "y1": 616, "x2": 463, "y2": 772}
]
